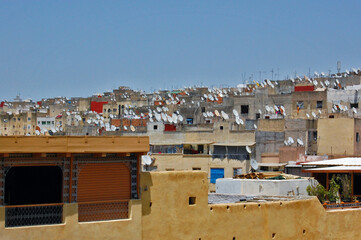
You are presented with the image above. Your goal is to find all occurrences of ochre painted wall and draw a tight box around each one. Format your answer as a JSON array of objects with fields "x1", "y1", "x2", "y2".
[
  {"x1": 317, "y1": 118, "x2": 354, "y2": 156},
  {"x1": 0, "y1": 200, "x2": 142, "y2": 240},
  {"x1": 141, "y1": 171, "x2": 361, "y2": 240},
  {"x1": 2, "y1": 171, "x2": 361, "y2": 240}
]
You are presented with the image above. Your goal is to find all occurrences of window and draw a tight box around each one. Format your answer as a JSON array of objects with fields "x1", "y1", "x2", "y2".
[
  {"x1": 313, "y1": 131, "x2": 318, "y2": 141},
  {"x1": 297, "y1": 101, "x2": 304, "y2": 109},
  {"x1": 351, "y1": 103, "x2": 359, "y2": 109},
  {"x1": 108, "y1": 109, "x2": 111, "y2": 113},
  {"x1": 189, "y1": 197, "x2": 196, "y2": 205},
  {"x1": 41, "y1": 121, "x2": 46, "y2": 125},
  {"x1": 233, "y1": 168, "x2": 243, "y2": 177},
  {"x1": 186, "y1": 118, "x2": 193, "y2": 125},
  {"x1": 52, "y1": 121, "x2": 54, "y2": 125},
  {"x1": 28, "y1": 117, "x2": 31, "y2": 121},
  {"x1": 153, "y1": 125, "x2": 158, "y2": 130},
  {"x1": 166, "y1": 168, "x2": 174, "y2": 171},
  {"x1": 220, "y1": 126, "x2": 223, "y2": 130},
  {"x1": 201, "y1": 107, "x2": 205, "y2": 113},
  {"x1": 329, "y1": 115, "x2": 335, "y2": 118},
  {"x1": 46, "y1": 121, "x2": 51, "y2": 125},
  {"x1": 357, "y1": 132, "x2": 360, "y2": 142},
  {"x1": 13, "y1": 118, "x2": 16, "y2": 122},
  {"x1": 113, "y1": 108, "x2": 117, "y2": 112},
  {"x1": 210, "y1": 168, "x2": 224, "y2": 184},
  {"x1": 192, "y1": 168, "x2": 201, "y2": 171},
  {"x1": 317, "y1": 101, "x2": 323, "y2": 109},
  {"x1": 241, "y1": 105, "x2": 249, "y2": 114},
  {"x1": 38, "y1": 121, "x2": 40, "y2": 125},
  {"x1": 256, "y1": 113, "x2": 261, "y2": 119}
]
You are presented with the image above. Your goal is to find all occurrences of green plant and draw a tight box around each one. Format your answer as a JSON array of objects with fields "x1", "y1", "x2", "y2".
[
  {"x1": 306, "y1": 183, "x2": 328, "y2": 203},
  {"x1": 328, "y1": 176, "x2": 340, "y2": 202},
  {"x1": 336, "y1": 174, "x2": 351, "y2": 201}
]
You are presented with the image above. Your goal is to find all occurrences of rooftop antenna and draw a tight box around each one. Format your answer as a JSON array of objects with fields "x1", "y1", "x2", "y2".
[{"x1": 337, "y1": 61, "x2": 341, "y2": 73}]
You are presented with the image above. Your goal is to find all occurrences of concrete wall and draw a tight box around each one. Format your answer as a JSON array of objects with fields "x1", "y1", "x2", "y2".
[
  {"x1": 216, "y1": 178, "x2": 314, "y2": 196},
  {"x1": 317, "y1": 118, "x2": 354, "y2": 156},
  {"x1": 279, "y1": 146, "x2": 305, "y2": 163},
  {"x1": 256, "y1": 131, "x2": 285, "y2": 162}
]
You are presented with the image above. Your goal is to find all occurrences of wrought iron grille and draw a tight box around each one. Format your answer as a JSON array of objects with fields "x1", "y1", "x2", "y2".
[
  {"x1": 78, "y1": 200, "x2": 128, "y2": 222},
  {"x1": 5, "y1": 204, "x2": 63, "y2": 227}
]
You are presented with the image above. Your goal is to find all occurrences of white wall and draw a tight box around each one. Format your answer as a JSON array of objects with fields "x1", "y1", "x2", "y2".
[{"x1": 216, "y1": 178, "x2": 316, "y2": 196}]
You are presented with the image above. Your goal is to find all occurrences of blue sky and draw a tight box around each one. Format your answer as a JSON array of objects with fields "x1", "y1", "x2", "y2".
[{"x1": 1, "y1": 0, "x2": 361, "y2": 100}]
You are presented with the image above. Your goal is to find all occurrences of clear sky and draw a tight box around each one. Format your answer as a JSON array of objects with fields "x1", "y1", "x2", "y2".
[{"x1": 1, "y1": 0, "x2": 361, "y2": 101}]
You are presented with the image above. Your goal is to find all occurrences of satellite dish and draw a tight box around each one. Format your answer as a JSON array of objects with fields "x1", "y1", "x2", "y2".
[
  {"x1": 203, "y1": 112, "x2": 207, "y2": 118},
  {"x1": 250, "y1": 159, "x2": 259, "y2": 171},
  {"x1": 287, "y1": 137, "x2": 294, "y2": 144},
  {"x1": 265, "y1": 105, "x2": 271, "y2": 112},
  {"x1": 156, "y1": 107, "x2": 162, "y2": 112},
  {"x1": 239, "y1": 118, "x2": 244, "y2": 125},
  {"x1": 312, "y1": 112, "x2": 317, "y2": 118},
  {"x1": 246, "y1": 146, "x2": 252, "y2": 154},
  {"x1": 336, "y1": 79, "x2": 340, "y2": 84},
  {"x1": 155, "y1": 113, "x2": 161, "y2": 121},
  {"x1": 214, "y1": 110, "x2": 220, "y2": 117},
  {"x1": 161, "y1": 113, "x2": 167, "y2": 122},
  {"x1": 149, "y1": 113, "x2": 153, "y2": 118},
  {"x1": 178, "y1": 115, "x2": 184, "y2": 122},
  {"x1": 124, "y1": 109, "x2": 129, "y2": 115},
  {"x1": 258, "y1": 109, "x2": 262, "y2": 114},
  {"x1": 306, "y1": 113, "x2": 310, "y2": 119},
  {"x1": 318, "y1": 109, "x2": 322, "y2": 114},
  {"x1": 297, "y1": 138, "x2": 304, "y2": 146},
  {"x1": 124, "y1": 126, "x2": 128, "y2": 130},
  {"x1": 233, "y1": 109, "x2": 239, "y2": 117},
  {"x1": 254, "y1": 124, "x2": 257, "y2": 129},
  {"x1": 149, "y1": 118, "x2": 154, "y2": 122},
  {"x1": 235, "y1": 118, "x2": 241, "y2": 125},
  {"x1": 130, "y1": 125, "x2": 135, "y2": 132},
  {"x1": 111, "y1": 125, "x2": 116, "y2": 131},
  {"x1": 352, "y1": 107, "x2": 358, "y2": 114},
  {"x1": 284, "y1": 140, "x2": 288, "y2": 146},
  {"x1": 274, "y1": 105, "x2": 279, "y2": 111},
  {"x1": 142, "y1": 155, "x2": 152, "y2": 165},
  {"x1": 167, "y1": 115, "x2": 173, "y2": 123}
]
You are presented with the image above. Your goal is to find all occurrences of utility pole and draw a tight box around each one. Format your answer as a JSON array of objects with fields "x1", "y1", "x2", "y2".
[{"x1": 271, "y1": 69, "x2": 274, "y2": 80}]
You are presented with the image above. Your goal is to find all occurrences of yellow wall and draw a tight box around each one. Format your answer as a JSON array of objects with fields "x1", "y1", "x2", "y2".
[
  {"x1": 0, "y1": 200, "x2": 142, "y2": 240},
  {"x1": 2, "y1": 171, "x2": 361, "y2": 239},
  {"x1": 317, "y1": 118, "x2": 354, "y2": 156},
  {"x1": 141, "y1": 171, "x2": 361, "y2": 240}
]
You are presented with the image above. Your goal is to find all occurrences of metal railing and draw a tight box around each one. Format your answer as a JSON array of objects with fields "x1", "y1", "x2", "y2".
[
  {"x1": 78, "y1": 200, "x2": 129, "y2": 222},
  {"x1": 5, "y1": 203, "x2": 63, "y2": 227},
  {"x1": 324, "y1": 202, "x2": 361, "y2": 210}
]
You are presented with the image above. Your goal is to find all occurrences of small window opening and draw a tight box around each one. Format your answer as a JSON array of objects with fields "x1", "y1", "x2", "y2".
[
  {"x1": 317, "y1": 101, "x2": 323, "y2": 109},
  {"x1": 241, "y1": 105, "x2": 249, "y2": 114},
  {"x1": 189, "y1": 197, "x2": 196, "y2": 205},
  {"x1": 153, "y1": 125, "x2": 158, "y2": 130},
  {"x1": 220, "y1": 126, "x2": 223, "y2": 130}
]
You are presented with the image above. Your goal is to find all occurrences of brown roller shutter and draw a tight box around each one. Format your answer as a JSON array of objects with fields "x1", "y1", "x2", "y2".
[{"x1": 78, "y1": 162, "x2": 131, "y2": 202}]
